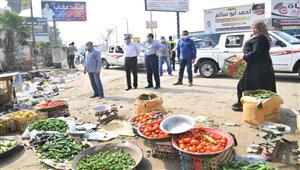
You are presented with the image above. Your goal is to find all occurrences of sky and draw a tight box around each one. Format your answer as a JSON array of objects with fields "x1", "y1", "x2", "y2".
[{"x1": 0, "y1": 0, "x2": 271, "y2": 46}]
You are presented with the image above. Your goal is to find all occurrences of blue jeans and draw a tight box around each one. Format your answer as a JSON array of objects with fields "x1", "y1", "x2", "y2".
[
  {"x1": 159, "y1": 56, "x2": 172, "y2": 75},
  {"x1": 178, "y1": 58, "x2": 193, "y2": 82},
  {"x1": 88, "y1": 73, "x2": 104, "y2": 97}
]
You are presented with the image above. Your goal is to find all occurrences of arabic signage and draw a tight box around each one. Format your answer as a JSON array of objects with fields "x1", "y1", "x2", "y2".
[
  {"x1": 271, "y1": 0, "x2": 300, "y2": 26},
  {"x1": 146, "y1": 21, "x2": 158, "y2": 29},
  {"x1": 204, "y1": 3, "x2": 265, "y2": 34},
  {"x1": 144, "y1": 0, "x2": 189, "y2": 12},
  {"x1": 22, "y1": 17, "x2": 49, "y2": 42},
  {"x1": 41, "y1": 1, "x2": 87, "y2": 21}
]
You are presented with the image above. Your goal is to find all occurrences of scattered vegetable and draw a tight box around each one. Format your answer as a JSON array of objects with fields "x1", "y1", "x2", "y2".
[
  {"x1": 36, "y1": 137, "x2": 86, "y2": 162},
  {"x1": 249, "y1": 91, "x2": 277, "y2": 100},
  {"x1": 177, "y1": 128, "x2": 227, "y2": 153},
  {"x1": 130, "y1": 111, "x2": 164, "y2": 128},
  {"x1": 139, "y1": 119, "x2": 169, "y2": 139},
  {"x1": 9, "y1": 110, "x2": 37, "y2": 119},
  {"x1": 37, "y1": 101, "x2": 66, "y2": 109},
  {"x1": 76, "y1": 150, "x2": 135, "y2": 170},
  {"x1": 0, "y1": 139, "x2": 18, "y2": 154},
  {"x1": 221, "y1": 161, "x2": 277, "y2": 170},
  {"x1": 28, "y1": 118, "x2": 68, "y2": 133},
  {"x1": 29, "y1": 133, "x2": 64, "y2": 148}
]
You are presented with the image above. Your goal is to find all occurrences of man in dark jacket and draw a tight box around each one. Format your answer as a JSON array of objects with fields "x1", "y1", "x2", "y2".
[{"x1": 173, "y1": 30, "x2": 196, "y2": 86}]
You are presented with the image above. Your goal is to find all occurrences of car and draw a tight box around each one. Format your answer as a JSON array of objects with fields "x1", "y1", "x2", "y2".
[
  {"x1": 294, "y1": 34, "x2": 300, "y2": 40},
  {"x1": 193, "y1": 31, "x2": 300, "y2": 78},
  {"x1": 101, "y1": 45, "x2": 145, "y2": 69}
]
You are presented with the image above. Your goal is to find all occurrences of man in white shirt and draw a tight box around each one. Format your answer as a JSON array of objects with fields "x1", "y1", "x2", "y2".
[
  {"x1": 124, "y1": 35, "x2": 140, "y2": 91},
  {"x1": 42, "y1": 3, "x2": 55, "y2": 21}
]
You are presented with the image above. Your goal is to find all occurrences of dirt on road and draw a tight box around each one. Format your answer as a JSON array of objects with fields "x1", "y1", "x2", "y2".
[{"x1": 0, "y1": 65, "x2": 299, "y2": 170}]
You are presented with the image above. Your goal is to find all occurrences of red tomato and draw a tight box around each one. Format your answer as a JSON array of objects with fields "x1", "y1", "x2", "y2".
[
  {"x1": 183, "y1": 138, "x2": 191, "y2": 143},
  {"x1": 190, "y1": 139, "x2": 200, "y2": 146}
]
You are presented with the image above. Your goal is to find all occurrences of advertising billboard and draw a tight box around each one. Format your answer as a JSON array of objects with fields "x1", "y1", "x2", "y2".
[
  {"x1": 41, "y1": 1, "x2": 87, "y2": 21},
  {"x1": 271, "y1": 0, "x2": 300, "y2": 26},
  {"x1": 22, "y1": 17, "x2": 49, "y2": 42},
  {"x1": 204, "y1": 3, "x2": 265, "y2": 34},
  {"x1": 145, "y1": 0, "x2": 189, "y2": 12}
]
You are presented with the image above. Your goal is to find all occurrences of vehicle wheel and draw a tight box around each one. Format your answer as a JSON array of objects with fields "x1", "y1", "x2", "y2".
[
  {"x1": 102, "y1": 59, "x2": 110, "y2": 69},
  {"x1": 199, "y1": 60, "x2": 218, "y2": 78},
  {"x1": 298, "y1": 67, "x2": 300, "y2": 79}
]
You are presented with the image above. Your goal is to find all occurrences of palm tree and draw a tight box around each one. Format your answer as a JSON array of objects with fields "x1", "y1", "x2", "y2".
[{"x1": 0, "y1": 10, "x2": 30, "y2": 71}]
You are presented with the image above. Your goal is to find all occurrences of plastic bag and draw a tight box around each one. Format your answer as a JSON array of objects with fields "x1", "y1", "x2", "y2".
[{"x1": 13, "y1": 73, "x2": 23, "y2": 91}]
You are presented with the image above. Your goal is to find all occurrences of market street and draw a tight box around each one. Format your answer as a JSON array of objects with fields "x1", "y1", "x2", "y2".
[{"x1": 0, "y1": 66, "x2": 299, "y2": 170}]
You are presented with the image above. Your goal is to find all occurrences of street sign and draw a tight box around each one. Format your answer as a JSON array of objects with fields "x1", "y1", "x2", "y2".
[
  {"x1": 144, "y1": 0, "x2": 189, "y2": 12},
  {"x1": 41, "y1": 1, "x2": 87, "y2": 21},
  {"x1": 22, "y1": 17, "x2": 49, "y2": 42},
  {"x1": 146, "y1": 21, "x2": 158, "y2": 29}
]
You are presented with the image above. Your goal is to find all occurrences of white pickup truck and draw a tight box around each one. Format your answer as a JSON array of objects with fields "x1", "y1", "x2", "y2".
[
  {"x1": 194, "y1": 31, "x2": 300, "y2": 78},
  {"x1": 101, "y1": 45, "x2": 145, "y2": 69}
]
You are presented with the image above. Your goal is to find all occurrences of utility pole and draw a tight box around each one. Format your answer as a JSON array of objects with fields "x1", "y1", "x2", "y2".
[
  {"x1": 30, "y1": 0, "x2": 37, "y2": 69},
  {"x1": 53, "y1": 20, "x2": 58, "y2": 44},
  {"x1": 150, "y1": 11, "x2": 153, "y2": 34},
  {"x1": 176, "y1": 12, "x2": 180, "y2": 39},
  {"x1": 122, "y1": 17, "x2": 129, "y2": 34}
]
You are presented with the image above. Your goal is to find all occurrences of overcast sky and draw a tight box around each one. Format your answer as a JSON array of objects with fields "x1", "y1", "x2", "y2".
[{"x1": 0, "y1": 0, "x2": 271, "y2": 46}]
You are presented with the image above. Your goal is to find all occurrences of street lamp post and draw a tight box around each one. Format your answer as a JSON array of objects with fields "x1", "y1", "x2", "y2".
[
  {"x1": 122, "y1": 17, "x2": 129, "y2": 34},
  {"x1": 111, "y1": 24, "x2": 118, "y2": 44}
]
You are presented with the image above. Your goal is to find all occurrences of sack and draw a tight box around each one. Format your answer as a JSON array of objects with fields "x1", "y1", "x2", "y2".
[
  {"x1": 135, "y1": 93, "x2": 164, "y2": 114},
  {"x1": 241, "y1": 90, "x2": 283, "y2": 126}
]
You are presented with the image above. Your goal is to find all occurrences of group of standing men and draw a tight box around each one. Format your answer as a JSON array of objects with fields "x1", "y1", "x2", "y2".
[
  {"x1": 82, "y1": 30, "x2": 196, "y2": 99},
  {"x1": 124, "y1": 30, "x2": 196, "y2": 91}
]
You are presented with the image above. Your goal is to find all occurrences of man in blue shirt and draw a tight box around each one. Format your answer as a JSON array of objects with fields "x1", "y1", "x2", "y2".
[
  {"x1": 144, "y1": 33, "x2": 162, "y2": 89},
  {"x1": 84, "y1": 41, "x2": 104, "y2": 99},
  {"x1": 174, "y1": 30, "x2": 196, "y2": 87}
]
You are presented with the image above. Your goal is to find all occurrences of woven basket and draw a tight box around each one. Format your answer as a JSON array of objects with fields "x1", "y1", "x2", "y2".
[
  {"x1": 8, "y1": 111, "x2": 48, "y2": 133},
  {"x1": 146, "y1": 138, "x2": 179, "y2": 159},
  {"x1": 180, "y1": 147, "x2": 235, "y2": 170},
  {"x1": 0, "y1": 117, "x2": 16, "y2": 135}
]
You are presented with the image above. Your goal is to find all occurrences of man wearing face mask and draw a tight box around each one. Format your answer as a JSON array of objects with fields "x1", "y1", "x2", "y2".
[
  {"x1": 174, "y1": 30, "x2": 196, "y2": 87},
  {"x1": 157, "y1": 36, "x2": 172, "y2": 76},
  {"x1": 84, "y1": 41, "x2": 104, "y2": 99},
  {"x1": 124, "y1": 35, "x2": 140, "y2": 91},
  {"x1": 144, "y1": 33, "x2": 162, "y2": 89}
]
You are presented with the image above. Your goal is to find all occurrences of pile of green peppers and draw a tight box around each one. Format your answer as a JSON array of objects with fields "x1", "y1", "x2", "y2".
[
  {"x1": 76, "y1": 150, "x2": 135, "y2": 170},
  {"x1": 36, "y1": 137, "x2": 86, "y2": 162},
  {"x1": 29, "y1": 118, "x2": 68, "y2": 133}
]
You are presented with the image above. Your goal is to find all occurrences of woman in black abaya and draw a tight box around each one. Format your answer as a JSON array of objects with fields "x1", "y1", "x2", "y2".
[{"x1": 232, "y1": 21, "x2": 276, "y2": 111}]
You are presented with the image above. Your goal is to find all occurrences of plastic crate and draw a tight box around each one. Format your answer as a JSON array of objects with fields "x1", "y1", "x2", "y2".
[{"x1": 146, "y1": 138, "x2": 179, "y2": 159}]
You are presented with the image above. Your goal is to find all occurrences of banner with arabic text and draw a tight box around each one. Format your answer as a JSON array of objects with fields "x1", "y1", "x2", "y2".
[{"x1": 41, "y1": 1, "x2": 87, "y2": 21}]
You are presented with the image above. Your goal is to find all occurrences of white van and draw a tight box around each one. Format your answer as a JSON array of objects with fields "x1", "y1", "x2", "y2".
[
  {"x1": 101, "y1": 45, "x2": 145, "y2": 69},
  {"x1": 194, "y1": 31, "x2": 300, "y2": 78}
]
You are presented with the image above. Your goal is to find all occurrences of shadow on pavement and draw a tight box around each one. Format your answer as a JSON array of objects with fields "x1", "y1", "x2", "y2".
[
  {"x1": 0, "y1": 146, "x2": 25, "y2": 168},
  {"x1": 275, "y1": 74, "x2": 300, "y2": 84},
  {"x1": 146, "y1": 87, "x2": 213, "y2": 94}
]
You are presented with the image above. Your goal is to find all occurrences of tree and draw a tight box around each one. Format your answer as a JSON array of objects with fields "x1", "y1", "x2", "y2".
[{"x1": 0, "y1": 10, "x2": 30, "y2": 71}]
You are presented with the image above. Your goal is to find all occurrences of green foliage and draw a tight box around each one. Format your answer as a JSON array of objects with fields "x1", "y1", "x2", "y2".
[{"x1": 0, "y1": 10, "x2": 30, "y2": 71}]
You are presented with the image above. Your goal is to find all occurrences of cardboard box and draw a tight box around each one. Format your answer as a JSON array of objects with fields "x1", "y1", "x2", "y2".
[{"x1": 241, "y1": 90, "x2": 283, "y2": 126}]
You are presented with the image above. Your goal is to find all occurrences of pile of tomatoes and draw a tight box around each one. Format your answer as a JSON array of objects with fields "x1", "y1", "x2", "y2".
[
  {"x1": 139, "y1": 119, "x2": 169, "y2": 139},
  {"x1": 176, "y1": 128, "x2": 228, "y2": 154},
  {"x1": 130, "y1": 112, "x2": 164, "y2": 128},
  {"x1": 37, "y1": 100, "x2": 66, "y2": 109}
]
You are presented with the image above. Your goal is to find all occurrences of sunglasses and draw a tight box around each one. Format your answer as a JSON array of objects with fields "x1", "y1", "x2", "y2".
[{"x1": 183, "y1": 34, "x2": 188, "y2": 36}]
